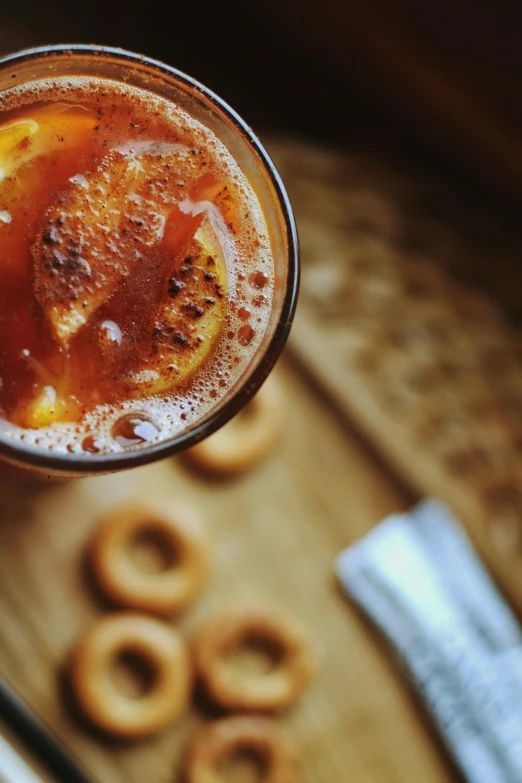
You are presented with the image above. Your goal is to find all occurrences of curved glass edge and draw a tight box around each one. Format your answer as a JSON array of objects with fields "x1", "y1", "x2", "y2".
[{"x1": 0, "y1": 44, "x2": 300, "y2": 475}]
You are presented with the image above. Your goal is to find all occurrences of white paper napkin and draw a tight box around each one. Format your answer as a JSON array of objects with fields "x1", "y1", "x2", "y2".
[{"x1": 336, "y1": 500, "x2": 522, "y2": 783}]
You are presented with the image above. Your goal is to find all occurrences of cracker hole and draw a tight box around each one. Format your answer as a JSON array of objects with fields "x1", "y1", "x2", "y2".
[
  {"x1": 218, "y1": 748, "x2": 268, "y2": 783},
  {"x1": 227, "y1": 634, "x2": 285, "y2": 676},
  {"x1": 111, "y1": 650, "x2": 156, "y2": 699},
  {"x1": 128, "y1": 525, "x2": 180, "y2": 574}
]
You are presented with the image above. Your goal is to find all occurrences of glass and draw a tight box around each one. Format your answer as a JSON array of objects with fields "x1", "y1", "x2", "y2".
[{"x1": 0, "y1": 45, "x2": 299, "y2": 477}]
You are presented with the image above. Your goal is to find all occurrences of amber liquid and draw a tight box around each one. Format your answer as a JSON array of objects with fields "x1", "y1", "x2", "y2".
[{"x1": 0, "y1": 78, "x2": 273, "y2": 453}]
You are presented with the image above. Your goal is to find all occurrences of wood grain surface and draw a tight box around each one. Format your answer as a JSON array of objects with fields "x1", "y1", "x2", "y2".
[
  {"x1": 0, "y1": 355, "x2": 458, "y2": 783},
  {"x1": 269, "y1": 136, "x2": 522, "y2": 616}
]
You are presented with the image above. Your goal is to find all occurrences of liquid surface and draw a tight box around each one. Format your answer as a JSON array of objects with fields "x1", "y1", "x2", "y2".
[{"x1": 0, "y1": 77, "x2": 274, "y2": 454}]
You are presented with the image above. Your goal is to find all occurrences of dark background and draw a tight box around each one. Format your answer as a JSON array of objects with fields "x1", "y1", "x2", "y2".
[{"x1": 1, "y1": 0, "x2": 522, "y2": 213}]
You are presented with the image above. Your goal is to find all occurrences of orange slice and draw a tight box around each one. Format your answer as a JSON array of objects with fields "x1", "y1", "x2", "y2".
[
  {"x1": 126, "y1": 214, "x2": 229, "y2": 395},
  {"x1": 16, "y1": 385, "x2": 81, "y2": 429},
  {"x1": 33, "y1": 143, "x2": 194, "y2": 346},
  {"x1": 0, "y1": 109, "x2": 96, "y2": 183}
]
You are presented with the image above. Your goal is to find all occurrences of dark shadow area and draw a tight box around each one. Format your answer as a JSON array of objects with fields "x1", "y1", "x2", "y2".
[{"x1": 1, "y1": 0, "x2": 522, "y2": 228}]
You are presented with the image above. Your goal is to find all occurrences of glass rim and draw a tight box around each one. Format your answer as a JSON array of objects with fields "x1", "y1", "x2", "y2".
[{"x1": 0, "y1": 43, "x2": 299, "y2": 475}]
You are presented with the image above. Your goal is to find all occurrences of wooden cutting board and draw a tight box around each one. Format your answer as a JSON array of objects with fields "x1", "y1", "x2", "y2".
[{"x1": 0, "y1": 354, "x2": 458, "y2": 783}]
